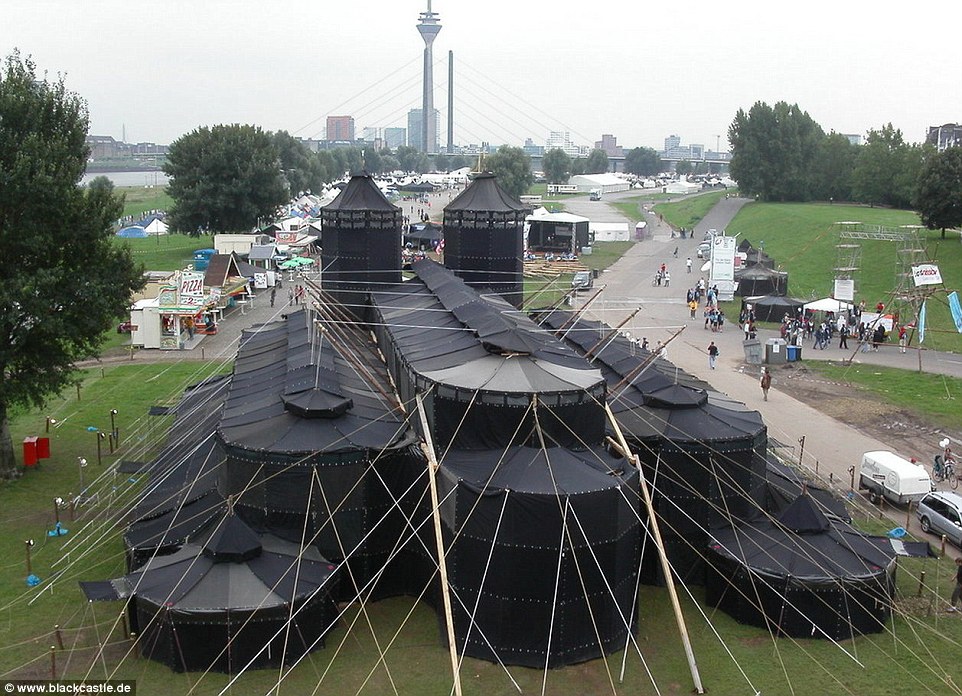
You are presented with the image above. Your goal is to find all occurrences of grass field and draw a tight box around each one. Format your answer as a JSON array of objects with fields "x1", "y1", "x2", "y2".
[
  {"x1": 2, "y1": 363, "x2": 962, "y2": 694},
  {"x1": 118, "y1": 186, "x2": 173, "y2": 221}
]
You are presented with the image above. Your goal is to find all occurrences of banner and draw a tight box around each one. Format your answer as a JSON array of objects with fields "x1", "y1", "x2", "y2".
[
  {"x1": 833, "y1": 278, "x2": 855, "y2": 302},
  {"x1": 949, "y1": 291, "x2": 962, "y2": 333},
  {"x1": 912, "y1": 264, "x2": 943, "y2": 287},
  {"x1": 276, "y1": 232, "x2": 298, "y2": 244},
  {"x1": 710, "y1": 235, "x2": 736, "y2": 282},
  {"x1": 918, "y1": 301, "x2": 927, "y2": 343},
  {"x1": 178, "y1": 271, "x2": 206, "y2": 308}
]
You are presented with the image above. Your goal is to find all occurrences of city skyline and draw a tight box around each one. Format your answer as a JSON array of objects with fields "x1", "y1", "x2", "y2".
[{"x1": 3, "y1": 1, "x2": 960, "y2": 151}]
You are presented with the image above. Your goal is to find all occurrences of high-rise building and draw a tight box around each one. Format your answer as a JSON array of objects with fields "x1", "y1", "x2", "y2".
[
  {"x1": 416, "y1": 1, "x2": 441, "y2": 154},
  {"x1": 326, "y1": 115, "x2": 355, "y2": 142},
  {"x1": 546, "y1": 131, "x2": 583, "y2": 157},
  {"x1": 384, "y1": 127, "x2": 407, "y2": 150},
  {"x1": 927, "y1": 124, "x2": 962, "y2": 151},
  {"x1": 594, "y1": 134, "x2": 624, "y2": 158},
  {"x1": 407, "y1": 108, "x2": 440, "y2": 153},
  {"x1": 664, "y1": 134, "x2": 681, "y2": 153}
]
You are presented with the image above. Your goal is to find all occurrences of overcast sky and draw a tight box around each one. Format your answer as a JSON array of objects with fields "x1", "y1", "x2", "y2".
[{"x1": 4, "y1": 1, "x2": 959, "y2": 152}]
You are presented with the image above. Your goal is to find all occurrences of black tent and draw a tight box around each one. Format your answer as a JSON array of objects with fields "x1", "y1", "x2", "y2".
[
  {"x1": 443, "y1": 172, "x2": 527, "y2": 308},
  {"x1": 435, "y1": 446, "x2": 641, "y2": 668},
  {"x1": 735, "y1": 266, "x2": 788, "y2": 297},
  {"x1": 403, "y1": 221, "x2": 443, "y2": 249},
  {"x1": 534, "y1": 311, "x2": 768, "y2": 585},
  {"x1": 85, "y1": 515, "x2": 339, "y2": 673},
  {"x1": 320, "y1": 172, "x2": 401, "y2": 319},
  {"x1": 743, "y1": 295, "x2": 806, "y2": 323},
  {"x1": 705, "y1": 495, "x2": 896, "y2": 640}
]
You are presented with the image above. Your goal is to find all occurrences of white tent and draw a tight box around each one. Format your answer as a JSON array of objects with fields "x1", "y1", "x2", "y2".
[
  {"x1": 804, "y1": 298, "x2": 853, "y2": 313},
  {"x1": 569, "y1": 173, "x2": 630, "y2": 194}
]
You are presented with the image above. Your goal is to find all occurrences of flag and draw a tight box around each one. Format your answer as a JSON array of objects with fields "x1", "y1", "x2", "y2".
[
  {"x1": 949, "y1": 291, "x2": 962, "y2": 333},
  {"x1": 918, "y1": 301, "x2": 927, "y2": 343}
]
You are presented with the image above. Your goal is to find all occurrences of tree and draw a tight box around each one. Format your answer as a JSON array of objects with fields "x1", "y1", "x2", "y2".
[
  {"x1": 675, "y1": 160, "x2": 694, "y2": 177},
  {"x1": 542, "y1": 148, "x2": 571, "y2": 183},
  {"x1": 585, "y1": 148, "x2": 609, "y2": 174},
  {"x1": 483, "y1": 146, "x2": 534, "y2": 199},
  {"x1": 362, "y1": 148, "x2": 382, "y2": 174},
  {"x1": 811, "y1": 132, "x2": 857, "y2": 202},
  {"x1": 395, "y1": 145, "x2": 422, "y2": 172},
  {"x1": 728, "y1": 101, "x2": 824, "y2": 201},
  {"x1": 273, "y1": 130, "x2": 323, "y2": 196},
  {"x1": 624, "y1": 147, "x2": 662, "y2": 176},
  {"x1": 916, "y1": 145, "x2": 962, "y2": 238},
  {"x1": 851, "y1": 123, "x2": 915, "y2": 208},
  {"x1": 165, "y1": 124, "x2": 288, "y2": 233},
  {"x1": 0, "y1": 52, "x2": 143, "y2": 478}
]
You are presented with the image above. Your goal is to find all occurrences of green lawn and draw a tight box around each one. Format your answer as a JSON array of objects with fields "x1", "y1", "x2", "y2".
[
  {"x1": 726, "y1": 202, "x2": 962, "y2": 352},
  {"x1": 653, "y1": 189, "x2": 730, "y2": 231},
  {"x1": 117, "y1": 233, "x2": 215, "y2": 272},
  {"x1": 118, "y1": 185, "x2": 172, "y2": 220}
]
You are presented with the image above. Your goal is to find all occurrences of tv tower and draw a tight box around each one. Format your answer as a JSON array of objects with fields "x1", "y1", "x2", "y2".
[{"x1": 416, "y1": 0, "x2": 441, "y2": 154}]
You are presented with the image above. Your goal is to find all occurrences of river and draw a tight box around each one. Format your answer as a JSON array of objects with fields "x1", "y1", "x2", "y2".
[{"x1": 81, "y1": 170, "x2": 169, "y2": 187}]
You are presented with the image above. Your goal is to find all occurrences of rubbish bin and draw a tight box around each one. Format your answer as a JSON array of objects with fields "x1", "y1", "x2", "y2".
[
  {"x1": 765, "y1": 338, "x2": 787, "y2": 365},
  {"x1": 742, "y1": 338, "x2": 762, "y2": 365},
  {"x1": 785, "y1": 344, "x2": 802, "y2": 362}
]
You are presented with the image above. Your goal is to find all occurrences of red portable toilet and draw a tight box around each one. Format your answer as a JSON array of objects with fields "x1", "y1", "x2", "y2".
[
  {"x1": 22, "y1": 437, "x2": 38, "y2": 467},
  {"x1": 37, "y1": 437, "x2": 50, "y2": 460}
]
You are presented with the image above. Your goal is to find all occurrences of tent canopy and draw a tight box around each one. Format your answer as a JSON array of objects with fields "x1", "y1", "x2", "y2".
[{"x1": 804, "y1": 297, "x2": 853, "y2": 313}]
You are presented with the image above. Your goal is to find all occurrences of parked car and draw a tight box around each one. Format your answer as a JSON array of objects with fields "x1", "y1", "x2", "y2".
[
  {"x1": 917, "y1": 491, "x2": 962, "y2": 546},
  {"x1": 696, "y1": 242, "x2": 712, "y2": 259},
  {"x1": 571, "y1": 270, "x2": 593, "y2": 291}
]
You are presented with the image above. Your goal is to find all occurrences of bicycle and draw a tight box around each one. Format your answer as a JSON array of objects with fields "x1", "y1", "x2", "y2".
[{"x1": 933, "y1": 454, "x2": 959, "y2": 490}]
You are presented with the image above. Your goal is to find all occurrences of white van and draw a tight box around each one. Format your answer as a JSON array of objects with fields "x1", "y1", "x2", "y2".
[{"x1": 859, "y1": 450, "x2": 933, "y2": 505}]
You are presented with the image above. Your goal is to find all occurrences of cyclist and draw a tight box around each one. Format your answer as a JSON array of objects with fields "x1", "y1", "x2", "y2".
[{"x1": 934, "y1": 438, "x2": 956, "y2": 481}]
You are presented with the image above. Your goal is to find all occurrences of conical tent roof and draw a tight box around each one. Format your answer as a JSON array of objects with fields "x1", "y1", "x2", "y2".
[
  {"x1": 777, "y1": 493, "x2": 831, "y2": 534},
  {"x1": 203, "y1": 514, "x2": 262, "y2": 563},
  {"x1": 324, "y1": 173, "x2": 397, "y2": 212},
  {"x1": 445, "y1": 172, "x2": 527, "y2": 212}
]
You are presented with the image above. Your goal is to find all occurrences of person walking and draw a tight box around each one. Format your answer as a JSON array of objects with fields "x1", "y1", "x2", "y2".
[
  {"x1": 663, "y1": 270, "x2": 671, "y2": 287},
  {"x1": 949, "y1": 557, "x2": 962, "y2": 612},
  {"x1": 270, "y1": 286, "x2": 276, "y2": 308},
  {"x1": 760, "y1": 367, "x2": 772, "y2": 401},
  {"x1": 686, "y1": 257, "x2": 692, "y2": 273},
  {"x1": 707, "y1": 341, "x2": 719, "y2": 369},
  {"x1": 839, "y1": 324, "x2": 848, "y2": 349},
  {"x1": 898, "y1": 325, "x2": 907, "y2": 353}
]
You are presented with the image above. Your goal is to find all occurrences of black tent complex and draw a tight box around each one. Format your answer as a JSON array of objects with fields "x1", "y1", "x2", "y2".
[
  {"x1": 371, "y1": 259, "x2": 641, "y2": 667},
  {"x1": 442, "y1": 172, "x2": 528, "y2": 309},
  {"x1": 705, "y1": 495, "x2": 896, "y2": 640}
]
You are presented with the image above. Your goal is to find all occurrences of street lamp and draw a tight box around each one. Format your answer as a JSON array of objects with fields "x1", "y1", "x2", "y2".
[
  {"x1": 45, "y1": 416, "x2": 56, "y2": 433},
  {"x1": 48, "y1": 497, "x2": 68, "y2": 537},
  {"x1": 25, "y1": 540, "x2": 40, "y2": 586},
  {"x1": 78, "y1": 457, "x2": 87, "y2": 493},
  {"x1": 109, "y1": 409, "x2": 119, "y2": 448}
]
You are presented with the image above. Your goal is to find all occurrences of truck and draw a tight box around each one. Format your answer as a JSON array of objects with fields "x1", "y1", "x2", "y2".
[
  {"x1": 858, "y1": 450, "x2": 933, "y2": 505},
  {"x1": 589, "y1": 189, "x2": 602, "y2": 201}
]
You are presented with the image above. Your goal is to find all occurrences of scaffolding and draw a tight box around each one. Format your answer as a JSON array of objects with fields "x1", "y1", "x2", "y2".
[{"x1": 831, "y1": 221, "x2": 932, "y2": 325}]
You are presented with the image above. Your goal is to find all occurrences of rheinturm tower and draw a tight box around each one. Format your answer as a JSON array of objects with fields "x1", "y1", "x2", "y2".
[{"x1": 416, "y1": 1, "x2": 441, "y2": 154}]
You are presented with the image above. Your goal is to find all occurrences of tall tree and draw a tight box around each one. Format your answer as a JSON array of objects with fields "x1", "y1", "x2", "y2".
[
  {"x1": 0, "y1": 52, "x2": 143, "y2": 478},
  {"x1": 542, "y1": 148, "x2": 571, "y2": 184},
  {"x1": 675, "y1": 160, "x2": 694, "y2": 177},
  {"x1": 483, "y1": 146, "x2": 533, "y2": 199},
  {"x1": 916, "y1": 145, "x2": 962, "y2": 238},
  {"x1": 811, "y1": 132, "x2": 857, "y2": 202},
  {"x1": 624, "y1": 147, "x2": 662, "y2": 176},
  {"x1": 585, "y1": 148, "x2": 609, "y2": 174},
  {"x1": 274, "y1": 130, "x2": 323, "y2": 196},
  {"x1": 165, "y1": 124, "x2": 288, "y2": 233},
  {"x1": 851, "y1": 124, "x2": 909, "y2": 208},
  {"x1": 728, "y1": 100, "x2": 824, "y2": 201}
]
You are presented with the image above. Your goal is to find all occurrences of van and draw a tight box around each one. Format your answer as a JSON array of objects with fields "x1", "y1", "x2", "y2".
[
  {"x1": 917, "y1": 491, "x2": 962, "y2": 546},
  {"x1": 589, "y1": 190, "x2": 602, "y2": 201},
  {"x1": 858, "y1": 450, "x2": 933, "y2": 505}
]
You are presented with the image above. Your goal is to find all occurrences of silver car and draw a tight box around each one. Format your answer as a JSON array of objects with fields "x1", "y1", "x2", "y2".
[{"x1": 917, "y1": 491, "x2": 962, "y2": 546}]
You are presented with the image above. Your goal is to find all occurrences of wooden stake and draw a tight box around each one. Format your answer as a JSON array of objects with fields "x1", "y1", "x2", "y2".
[
  {"x1": 50, "y1": 646, "x2": 56, "y2": 680},
  {"x1": 54, "y1": 625, "x2": 64, "y2": 650},
  {"x1": 918, "y1": 570, "x2": 926, "y2": 598},
  {"x1": 605, "y1": 403, "x2": 705, "y2": 694},
  {"x1": 415, "y1": 395, "x2": 463, "y2": 696}
]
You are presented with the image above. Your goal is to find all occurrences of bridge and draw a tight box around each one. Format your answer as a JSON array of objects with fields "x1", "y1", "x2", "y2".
[{"x1": 527, "y1": 152, "x2": 732, "y2": 173}]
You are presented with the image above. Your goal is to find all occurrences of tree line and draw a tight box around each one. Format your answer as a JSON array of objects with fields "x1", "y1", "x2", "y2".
[{"x1": 729, "y1": 101, "x2": 962, "y2": 237}]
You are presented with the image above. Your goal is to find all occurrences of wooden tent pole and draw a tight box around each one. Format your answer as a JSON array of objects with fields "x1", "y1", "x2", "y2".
[
  {"x1": 415, "y1": 395, "x2": 463, "y2": 696},
  {"x1": 585, "y1": 307, "x2": 641, "y2": 360},
  {"x1": 604, "y1": 403, "x2": 705, "y2": 695}
]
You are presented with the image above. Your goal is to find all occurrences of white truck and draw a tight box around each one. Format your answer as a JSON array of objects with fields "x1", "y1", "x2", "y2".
[{"x1": 859, "y1": 450, "x2": 933, "y2": 505}]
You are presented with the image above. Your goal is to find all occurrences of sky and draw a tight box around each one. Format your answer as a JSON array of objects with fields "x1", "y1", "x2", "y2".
[{"x1": 4, "y1": 1, "x2": 960, "y2": 153}]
